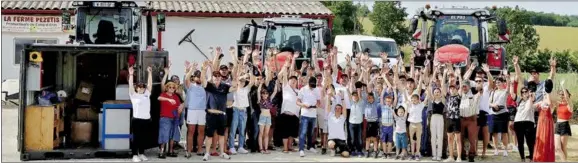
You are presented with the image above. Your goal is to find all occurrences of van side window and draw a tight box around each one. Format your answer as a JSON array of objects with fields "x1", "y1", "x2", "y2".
[{"x1": 352, "y1": 41, "x2": 359, "y2": 56}]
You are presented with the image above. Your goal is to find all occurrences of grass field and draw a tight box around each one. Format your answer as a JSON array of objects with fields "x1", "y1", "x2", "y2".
[{"x1": 360, "y1": 17, "x2": 578, "y2": 52}]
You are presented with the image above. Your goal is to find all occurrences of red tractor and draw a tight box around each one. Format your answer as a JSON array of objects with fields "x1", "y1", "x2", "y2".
[{"x1": 408, "y1": 5, "x2": 510, "y2": 74}]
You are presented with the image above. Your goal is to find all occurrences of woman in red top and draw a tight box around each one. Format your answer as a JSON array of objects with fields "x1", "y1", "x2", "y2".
[
  {"x1": 533, "y1": 79, "x2": 555, "y2": 162},
  {"x1": 554, "y1": 81, "x2": 573, "y2": 162},
  {"x1": 157, "y1": 81, "x2": 184, "y2": 158},
  {"x1": 507, "y1": 56, "x2": 522, "y2": 152}
]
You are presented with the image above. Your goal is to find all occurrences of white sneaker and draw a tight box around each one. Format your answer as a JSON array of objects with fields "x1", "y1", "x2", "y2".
[
  {"x1": 202, "y1": 153, "x2": 210, "y2": 161},
  {"x1": 494, "y1": 150, "x2": 499, "y2": 156},
  {"x1": 138, "y1": 154, "x2": 148, "y2": 161},
  {"x1": 308, "y1": 148, "x2": 317, "y2": 153},
  {"x1": 511, "y1": 144, "x2": 519, "y2": 152},
  {"x1": 503, "y1": 151, "x2": 508, "y2": 157},
  {"x1": 456, "y1": 158, "x2": 462, "y2": 162},
  {"x1": 300, "y1": 150, "x2": 306, "y2": 157},
  {"x1": 237, "y1": 148, "x2": 249, "y2": 154},
  {"x1": 220, "y1": 153, "x2": 231, "y2": 160},
  {"x1": 229, "y1": 148, "x2": 238, "y2": 155},
  {"x1": 132, "y1": 156, "x2": 142, "y2": 162},
  {"x1": 444, "y1": 158, "x2": 455, "y2": 162}
]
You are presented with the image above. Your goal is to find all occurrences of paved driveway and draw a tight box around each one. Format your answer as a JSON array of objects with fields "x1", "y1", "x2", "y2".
[{"x1": 3, "y1": 106, "x2": 577, "y2": 162}]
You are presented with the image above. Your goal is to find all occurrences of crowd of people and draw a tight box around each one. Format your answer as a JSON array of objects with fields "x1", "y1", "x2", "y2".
[{"x1": 127, "y1": 46, "x2": 573, "y2": 162}]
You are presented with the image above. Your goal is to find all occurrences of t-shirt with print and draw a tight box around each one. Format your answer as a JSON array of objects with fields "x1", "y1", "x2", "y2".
[
  {"x1": 160, "y1": 92, "x2": 182, "y2": 118},
  {"x1": 130, "y1": 90, "x2": 151, "y2": 119},
  {"x1": 205, "y1": 82, "x2": 231, "y2": 112},
  {"x1": 447, "y1": 95, "x2": 461, "y2": 120},
  {"x1": 394, "y1": 114, "x2": 407, "y2": 133}
]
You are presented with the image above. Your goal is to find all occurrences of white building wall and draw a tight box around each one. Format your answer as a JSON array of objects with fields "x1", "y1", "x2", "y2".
[
  {"x1": 161, "y1": 16, "x2": 264, "y2": 77},
  {"x1": 1, "y1": 32, "x2": 71, "y2": 81}
]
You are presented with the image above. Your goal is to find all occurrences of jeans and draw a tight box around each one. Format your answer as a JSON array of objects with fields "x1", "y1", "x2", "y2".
[
  {"x1": 299, "y1": 116, "x2": 316, "y2": 151},
  {"x1": 229, "y1": 107, "x2": 248, "y2": 149},
  {"x1": 348, "y1": 123, "x2": 362, "y2": 152}
]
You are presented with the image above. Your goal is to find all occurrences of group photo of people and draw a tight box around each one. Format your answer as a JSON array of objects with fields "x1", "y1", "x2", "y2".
[{"x1": 127, "y1": 46, "x2": 573, "y2": 162}]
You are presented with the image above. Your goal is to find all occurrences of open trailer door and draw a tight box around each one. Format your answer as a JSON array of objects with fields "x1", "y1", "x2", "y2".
[{"x1": 138, "y1": 50, "x2": 169, "y2": 149}]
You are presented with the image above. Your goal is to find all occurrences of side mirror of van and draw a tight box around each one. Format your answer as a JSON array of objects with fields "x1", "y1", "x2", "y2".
[
  {"x1": 497, "y1": 19, "x2": 508, "y2": 36},
  {"x1": 322, "y1": 28, "x2": 332, "y2": 46}
]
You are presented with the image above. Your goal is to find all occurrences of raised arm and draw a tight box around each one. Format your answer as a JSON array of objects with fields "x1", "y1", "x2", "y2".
[
  {"x1": 513, "y1": 56, "x2": 522, "y2": 82},
  {"x1": 212, "y1": 47, "x2": 223, "y2": 70},
  {"x1": 257, "y1": 81, "x2": 264, "y2": 102},
  {"x1": 200, "y1": 61, "x2": 209, "y2": 88},
  {"x1": 146, "y1": 66, "x2": 153, "y2": 91},
  {"x1": 463, "y1": 63, "x2": 475, "y2": 82},
  {"x1": 185, "y1": 62, "x2": 198, "y2": 88},
  {"x1": 441, "y1": 67, "x2": 448, "y2": 97},
  {"x1": 161, "y1": 62, "x2": 171, "y2": 92},
  {"x1": 548, "y1": 56, "x2": 557, "y2": 80},
  {"x1": 482, "y1": 64, "x2": 494, "y2": 88},
  {"x1": 271, "y1": 80, "x2": 280, "y2": 102},
  {"x1": 312, "y1": 48, "x2": 321, "y2": 73},
  {"x1": 128, "y1": 66, "x2": 136, "y2": 95}
]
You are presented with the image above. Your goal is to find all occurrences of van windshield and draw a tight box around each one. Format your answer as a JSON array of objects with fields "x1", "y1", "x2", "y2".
[{"x1": 359, "y1": 40, "x2": 399, "y2": 57}]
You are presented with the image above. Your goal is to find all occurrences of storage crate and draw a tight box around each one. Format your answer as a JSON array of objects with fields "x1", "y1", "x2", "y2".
[{"x1": 24, "y1": 103, "x2": 65, "y2": 150}]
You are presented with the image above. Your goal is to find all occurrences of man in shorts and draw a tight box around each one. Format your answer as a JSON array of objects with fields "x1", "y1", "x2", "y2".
[{"x1": 201, "y1": 69, "x2": 233, "y2": 161}]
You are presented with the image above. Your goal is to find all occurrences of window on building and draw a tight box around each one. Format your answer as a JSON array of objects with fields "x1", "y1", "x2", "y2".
[{"x1": 14, "y1": 39, "x2": 58, "y2": 64}]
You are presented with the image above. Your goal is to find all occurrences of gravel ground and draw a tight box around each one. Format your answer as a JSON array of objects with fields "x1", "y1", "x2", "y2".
[{"x1": 3, "y1": 105, "x2": 577, "y2": 162}]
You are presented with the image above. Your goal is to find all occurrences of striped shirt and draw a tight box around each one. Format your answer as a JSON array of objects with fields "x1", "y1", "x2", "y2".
[
  {"x1": 460, "y1": 92, "x2": 481, "y2": 117},
  {"x1": 380, "y1": 105, "x2": 395, "y2": 126}
]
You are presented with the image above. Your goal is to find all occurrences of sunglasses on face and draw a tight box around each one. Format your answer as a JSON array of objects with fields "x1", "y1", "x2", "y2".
[{"x1": 168, "y1": 86, "x2": 176, "y2": 89}]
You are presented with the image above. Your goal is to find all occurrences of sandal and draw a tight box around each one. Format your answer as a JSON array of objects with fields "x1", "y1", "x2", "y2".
[
  {"x1": 260, "y1": 149, "x2": 265, "y2": 154},
  {"x1": 264, "y1": 150, "x2": 271, "y2": 154},
  {"x1": 184, "y1": 152, "x2": 192, "y2": 158}
]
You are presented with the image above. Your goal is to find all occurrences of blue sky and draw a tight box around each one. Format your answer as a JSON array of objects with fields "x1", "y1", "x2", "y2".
[{"x1": 358, "y1": 1, "x2": 578, "y2": 16}]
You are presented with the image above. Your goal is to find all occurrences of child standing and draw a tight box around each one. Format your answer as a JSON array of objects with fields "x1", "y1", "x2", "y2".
[
  {"x1": 257, "y1": 80, "x2": 278, "y2": 154},
  {"x1": 394, "y1": 106, "x2": 409, "y2": 160},
  {"x1": 364, "y1": 92, "x2": 380, "y2": 158},
  {"x1": 380, "y1": 95, "x2": 396, "y2": 159}
]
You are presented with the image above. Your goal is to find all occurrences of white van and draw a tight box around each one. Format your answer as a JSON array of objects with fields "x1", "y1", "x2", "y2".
[{"x1": 333, "y1": 35, "x2": 401, "y2": 68}]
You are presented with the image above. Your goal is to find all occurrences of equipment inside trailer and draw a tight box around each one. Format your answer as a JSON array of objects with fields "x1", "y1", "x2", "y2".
[{"x1": 19, "y1": 45, "x2": 166, "y2": 160}]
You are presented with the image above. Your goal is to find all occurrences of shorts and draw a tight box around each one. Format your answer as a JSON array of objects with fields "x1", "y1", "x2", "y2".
[
  {"x1": 477, "y1": 110, "x2": 488, "y2": 127},
  {"x1": 447, "y1": 118, "x2": 461, "y2": 133},
  {"x1": 278, "y1": 113, "x2": 299, "y2": 138},
  {"x1": 329, "y1": 139, "x2": 349, "y2": 153},
  {"x1": 508, "y1": 106, "x2": 517, "y2": 121},
  {"x1": 205, "y1": 112, "x2": 227, "y2": 137},
  {"x1": 226, "y1": 107, "x2": 234, "y2": 127},
  {"x1": 158, "y1": 117, "x2": 181, "y2": 144},
  {"x1": 186, "y1": 110, "x2": 207, "y2": 125},
  {"x1": 317, "y1": 109, "x2": 328, "y2": 133},
  {"x1": 394, "y1": 132, "x2": 408, "y2": 149},
  {"x1": 258, "y1": 115, "x2": 272, "y2": 126},
  {"x1": 380, "y1": 125, "x2": 394, "y2": 143},
  {"x1": 366, "y1": 121, "x2": 379, "y2": 137},
  {"x1": 555, "y1": 121, "x2": 572, "y2": 136},
  {"x1": 492, "y1": 113, "x2": 509, "y2": 134}
]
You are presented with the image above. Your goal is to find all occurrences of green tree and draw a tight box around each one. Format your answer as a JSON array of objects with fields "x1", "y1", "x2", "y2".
[
  {"x1": 369, "y1": 1, "x2": 411, "y2": 46},
  {"x1": 489, "y1": 6, "x2": 540, "y2": 70},
  {"x1": 322, "y1": 1, "x2": 363, "y2": 38},
  {"x1": 356, "y1": 3, "x2": 371, "y2": 34}
]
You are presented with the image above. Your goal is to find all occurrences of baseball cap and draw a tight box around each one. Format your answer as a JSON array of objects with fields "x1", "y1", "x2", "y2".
[{"x1": 220, "y1": 65, "x2": 228, "y2": 70}]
